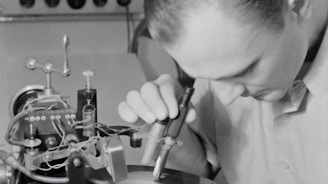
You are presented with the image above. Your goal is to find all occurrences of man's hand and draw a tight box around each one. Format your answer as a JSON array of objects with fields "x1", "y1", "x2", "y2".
[{"x1": 118, "y1": 74, "x2": 196, "y2": 124}]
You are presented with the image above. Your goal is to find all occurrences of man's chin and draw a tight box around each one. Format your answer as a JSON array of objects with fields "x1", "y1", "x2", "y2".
[{"x1": 252, "y1": 90, "x2": 287, "y2": 101}]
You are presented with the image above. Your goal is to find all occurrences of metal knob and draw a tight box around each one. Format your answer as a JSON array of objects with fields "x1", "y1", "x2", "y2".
[
  {"x1": 63, "y1": 34, "x2": 71, "y2": 77},
  {"x1": 25, "y1": 34, "x2": 72, "y2": 77},
  {"x1": 25, "y1": 58, "x2": 38, "y2": 70},
  {"x1": 25, "y1": 35, "x2": 73, "y2": 92},
  {"x1": 83, "y1": 70, "x2": 94, "y2": 91},
  {"x1": 26, "y1": 58, "x2": 59, "y2": 73}
]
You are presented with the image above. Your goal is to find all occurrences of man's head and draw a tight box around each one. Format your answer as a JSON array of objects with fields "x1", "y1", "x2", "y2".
[
  {"x1": 145, "y1": 0, "x2": 314, "y2": 104},
  {"x1": 145, "y1": 0, "x2": 286, "y2": 45}
]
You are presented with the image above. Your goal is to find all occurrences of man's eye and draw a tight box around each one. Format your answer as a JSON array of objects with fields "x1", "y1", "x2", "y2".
[
  {"x1": 233, "y1": 60, "x2": 258, "y2": 78},
  {"x1": 235, "y1": 65, "x2": 254, "y2": 77}
]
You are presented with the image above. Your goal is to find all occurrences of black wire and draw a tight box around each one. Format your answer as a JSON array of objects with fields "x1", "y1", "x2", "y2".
[
  {"x1": 125, "y1": 6, "x2": 131, "y2": 53},
  {"x1": 129, "y1": 9, "x2": 136, "y2": 31},
  {"x1": 131, "y1": 19, "x2": 149, "y2": 54}
]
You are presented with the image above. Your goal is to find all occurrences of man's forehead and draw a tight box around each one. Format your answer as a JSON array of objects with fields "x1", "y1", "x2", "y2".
[
  {"x1": 166, "y1": 7, "x2": 261, "y2": 65},
  {"x1": 163, "y1": 7, "x2": 281, "y2": 80}
]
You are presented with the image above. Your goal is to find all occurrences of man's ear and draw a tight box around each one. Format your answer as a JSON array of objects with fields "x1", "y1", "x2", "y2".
[{"x1": 288, "y1": 0, "x2": 312, "y2": 20}]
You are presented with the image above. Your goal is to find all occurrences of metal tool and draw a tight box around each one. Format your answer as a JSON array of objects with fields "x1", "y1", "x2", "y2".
[{"x1": 152, "y1": 86, "x2": 195, "y2": 179}]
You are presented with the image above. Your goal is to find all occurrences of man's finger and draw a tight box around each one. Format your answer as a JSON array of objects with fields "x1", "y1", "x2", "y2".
[
  {"x1": 118, "y1": 101, "x2": 139, "y2": 123},
  {"x1": 126, "y1": 90, "x2": 156, "y2": 124}
]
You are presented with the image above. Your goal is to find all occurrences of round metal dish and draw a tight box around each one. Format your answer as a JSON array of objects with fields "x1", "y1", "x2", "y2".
[
  {"x1": 9, "y1": 85, "x2": 44, "y2": 118},
  {"x1": 91, "y1": 165, "x2": 216, "y2": 184}
]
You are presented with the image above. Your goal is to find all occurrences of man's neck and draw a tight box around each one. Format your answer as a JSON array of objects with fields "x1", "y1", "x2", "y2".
[
  {"x1": 306, "y1": 0, "x2": 328, "y2": 55},
  {"x1": 305, "y1": 22, "x2": 327, "y2": 62}
]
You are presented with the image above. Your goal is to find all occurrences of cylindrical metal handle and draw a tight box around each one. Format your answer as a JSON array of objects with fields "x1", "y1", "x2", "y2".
[
  {"x1": 165, "y1": 87, "x2": 194, "y2": 138},
  {"x1": 141, "y1": 123, "x2": 166, "y2": 164},
  {"x1": 63, "y1": 34, "x2": 71, "y2": 77}
]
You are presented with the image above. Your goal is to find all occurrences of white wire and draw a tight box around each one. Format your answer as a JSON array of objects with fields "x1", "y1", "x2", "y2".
[
  {"x1": 51, "y1": 119, "x2": 66, "y2": 152},
  {"x1": 30, "y1": 117, "x2": 149, "y2": 172},
  {"x1": 32, "y1": 144, "x2": 69, "y2": 171},
  {"x1": 23, "y1": 96, "x2": 69, "y2": 111},
  {"x1": 51, "y1": 120, "x2": 63, "y2": 138},
  {"x1": 70, "y1": 116, "x2": 92, "y2": 127},
  {"x1": 55, "y1": 119, "x2": 66, "y2": 137}
]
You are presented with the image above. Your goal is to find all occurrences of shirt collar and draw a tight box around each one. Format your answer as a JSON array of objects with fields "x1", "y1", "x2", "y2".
[
  {"x1": 271, "y1": 26, "x2": 328, "y2": 118},
  {"x1": 304, "y1": 26, "x2": 328, "y2": 96},
  {"x1": 271, "y1": 80, "x2": 308, "y2": 118}
]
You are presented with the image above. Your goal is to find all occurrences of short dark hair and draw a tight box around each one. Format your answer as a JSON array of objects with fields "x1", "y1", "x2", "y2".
[{"x1": 145, "y1": 0, "x2": 286, "y2": 45}]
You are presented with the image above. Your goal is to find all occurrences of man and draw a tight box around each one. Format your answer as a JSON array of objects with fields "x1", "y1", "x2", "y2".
[{"x1": 118, "y1": 0, "x2": 328, "y2": 183}]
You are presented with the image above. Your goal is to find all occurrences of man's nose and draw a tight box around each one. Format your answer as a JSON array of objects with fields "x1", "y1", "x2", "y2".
[{"x1": 211, "y1": 81, "x2": 245, "y2": 105}]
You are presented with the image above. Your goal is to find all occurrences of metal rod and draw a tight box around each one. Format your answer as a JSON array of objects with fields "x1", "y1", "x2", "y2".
[{"x1": 46, "y1": 73, "x2": 51, "y2": 89}]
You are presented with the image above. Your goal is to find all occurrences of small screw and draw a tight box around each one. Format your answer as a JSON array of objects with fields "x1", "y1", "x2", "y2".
[
  {"x1": 29, "y1": 116, "x2": 35, "y2": 122},
  {"x1": 83, "y1": 70, "x2": 94, "y2": 91},
  {"x1": 45, "y1": 152, "x2": 53, "y2": 160},
  {"x1": 35, "y1": 116, "x2": 41, "y2": 121},
  {"x1": 41, "y1": 116, "x2": 46, "y2": 121},
  {"x1": 73, "y1": 158, "x2": 81, "y2": 167},
  {"x1": 26, "y1": 58, "x2": 38, "y2": 70}
]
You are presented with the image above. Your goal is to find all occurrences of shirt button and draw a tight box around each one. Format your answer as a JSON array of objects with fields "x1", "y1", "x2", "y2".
[
  {"x1": 292, "y1": 80, "x2": 304, "y2": 89},
  {"x1": 281, "y1": 160, "x2": 290, "y2": 171}
]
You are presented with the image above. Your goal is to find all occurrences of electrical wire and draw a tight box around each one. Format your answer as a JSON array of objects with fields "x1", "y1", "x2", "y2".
[
  {"x1": 129, "y1": 8, "x2": 136, "y2": 31},
  {"x1": 0, "y1": 152, "x2": 69, "y2": 184},
  {"x1": 31, "y1": 119, "x2": 67, "y2": 171},
  {"x1": 95, "y1": 122, "x2": 120, "y2": 133},
  {"x1": 32, "y1": 135, "x2": 100, "y2": 172},
  {"x1": 7, "y1": 95, "x2": 69, "y2": 146},
  {"x1": 95, "y1": 126, "x2": 112, "y2": 136},
  {"x1": 7, "y1": 107, "x2": 149, "y2": 180},
  {"x1": 125, "y1": 5, "x2": 131, "y2": 53},
  {"x1": 51, "y1": 120, "x2": 63, "y2": 138},
  {"x1": 5, "y1": 95, "x2": 155, "y2": 182},
  {"x1": 117, "y1": 123, "x2": 149, "y2": 134},
  {"x1": 44, "y1": 159, "x2": 68, "y2": 171},
  {"x1": 6, "y1": 107, "x2": 45, "y2": 146},
  {"x1": 55, "y1": 119, "x2": 66, "y2": 138},
  {"x1": 95, "y1": 122, "x2": 150, "y2": 136},
  {"x1": 51, "y1": 119, "x2": 67, "y2": 152},
  {"x1": 22, "y1": 96, "x2": 69, "y2": 111},
  {"x1": 70, "y1": 116, "x2": 92, "y2": 127}
]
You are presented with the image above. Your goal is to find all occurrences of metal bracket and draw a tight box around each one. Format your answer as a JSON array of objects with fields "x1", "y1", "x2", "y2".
[
  {"x1": 67, "y1": 151, "x2": 87, "y2": 184},
  {"x1": 101, "y1": 135, "x2": 128, "y2": 182}
]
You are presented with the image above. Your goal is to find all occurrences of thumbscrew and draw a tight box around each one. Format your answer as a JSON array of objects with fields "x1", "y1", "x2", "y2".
[{"x1": 83, "y1": 70, "x2": 94, "y2": 91}]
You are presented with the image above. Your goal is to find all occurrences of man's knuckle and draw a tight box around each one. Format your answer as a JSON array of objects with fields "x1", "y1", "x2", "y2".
[
  {"x1": 156, "y1": 74, "x2": 173, "y2": 85},
  {"x1": 127, "y1": 90, "x2": 139, "y2": 101},
  {"x1": 140, "y1": 82, "x2": 156, "y2": 94}
]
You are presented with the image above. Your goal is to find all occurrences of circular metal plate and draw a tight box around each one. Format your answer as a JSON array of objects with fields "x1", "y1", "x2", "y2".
[
  {"x1": 9, "y1": 85, "x2": 44, "y2": 118},
  {"x1": 91, "y1": 165, "x2": 216, "y2": 184}
]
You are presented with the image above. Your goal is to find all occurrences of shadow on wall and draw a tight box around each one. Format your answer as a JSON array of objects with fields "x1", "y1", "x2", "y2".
[
  {"x1": 136, "y1": 37, "x2": 178, "y2": 81},
  {"x1": 132, "y1": 20, "x2": 178, "y2": 81}
]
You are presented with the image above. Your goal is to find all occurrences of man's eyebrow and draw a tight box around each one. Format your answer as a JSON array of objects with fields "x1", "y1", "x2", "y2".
[{"x1": 225, "y1": 58, "x2": 259, "y2": 79}]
